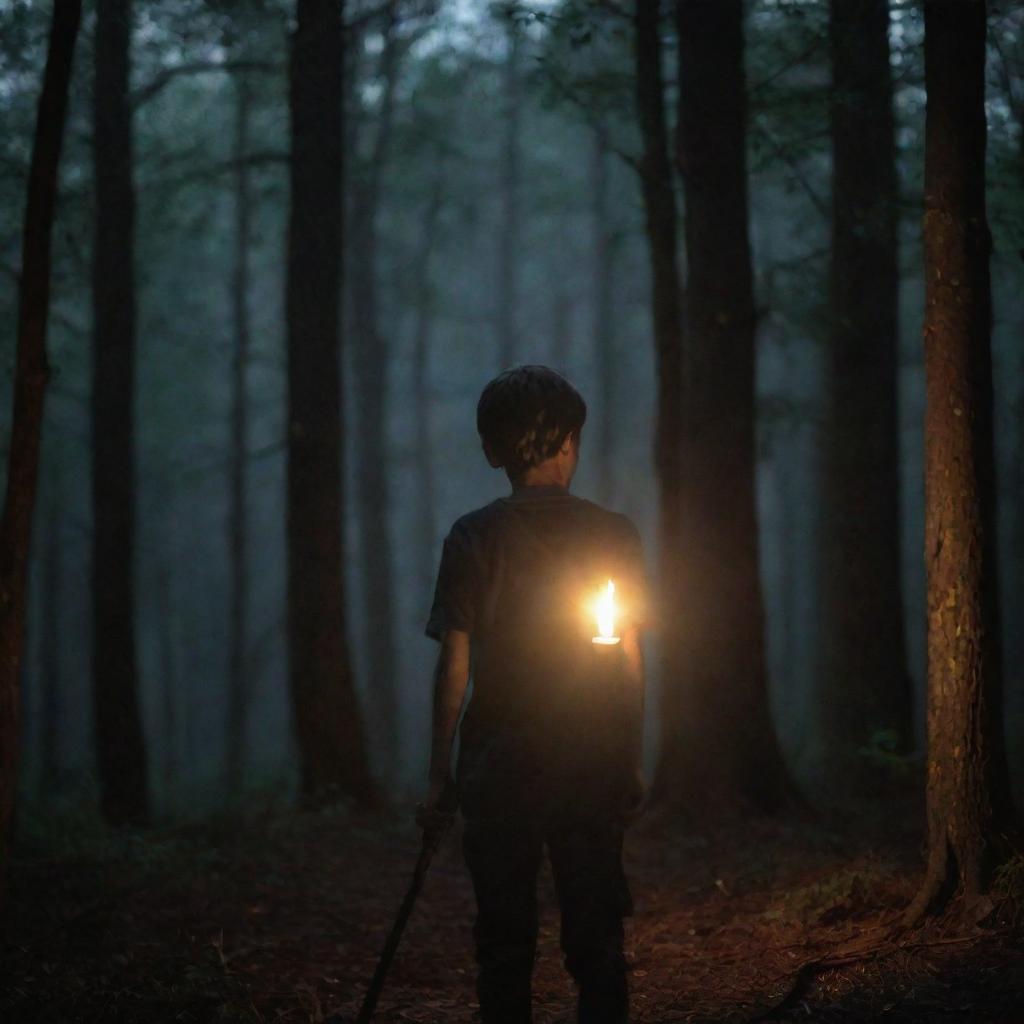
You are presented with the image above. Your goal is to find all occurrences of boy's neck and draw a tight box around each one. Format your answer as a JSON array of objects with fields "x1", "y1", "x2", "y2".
[
  {"x1": 506, "y1": 440, "x2": 579, "y2": 492},
  {"x1": 510, "y1": 481, "x2": 569, "y2": 494},
  {"x1": 510, "y1": 466, "x2": 572, "y2": 492}
]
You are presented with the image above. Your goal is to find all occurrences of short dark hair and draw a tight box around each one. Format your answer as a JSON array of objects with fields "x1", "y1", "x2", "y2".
[{"x1": 476, "y1": 365, "x2": 587, "y2": 476}]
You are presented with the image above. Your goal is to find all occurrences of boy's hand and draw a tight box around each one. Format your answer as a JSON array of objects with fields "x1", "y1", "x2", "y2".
[
  {"x1": 415, "y1": 777, "x2": 458, "y2": 833},
  {"x1": 623, "y1": 767, "x2": 648, "y2": 824}
]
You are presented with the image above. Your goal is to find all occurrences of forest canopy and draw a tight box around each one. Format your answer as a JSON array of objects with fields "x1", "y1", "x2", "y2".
[{"x1": 0, "y1": 0, "x2": 1021, "y2": 836}]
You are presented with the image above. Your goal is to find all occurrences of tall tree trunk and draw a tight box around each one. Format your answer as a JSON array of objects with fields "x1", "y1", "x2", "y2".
[
  {"x1": 778, "y1": 452, "x2": 799, "y2": 710},
  {"x1": 591, "y1": 125, "x2": 617, "y2": 506},
  {"x1": 93, "y1": 0, "x2": 149, "y2": 827},
  {"x1": 905, "y1": 0, "x2": 1011, "y2": 924},
  {"x1": 496, "y1": 20, "x2": 522, "y2": 368},
  {"x1": 38, "y1": 499, "x2": 62, "y2": 797},
  {"x1": 412, "y1": 152, "x2": 445, "y2": 602},
  {"x1": 631, "y1": 0, "x2": 687, "y2": 805},
  {"x1": 1013, "y1": 96, "x2": 1024, "y2": 708},
  {"x1": 549, "y1": 286, "x2": 571, "y2": 371},
  {"x1": 351, "y1": 12, "x2": 399, "y2": 779},
  {"x1": 658, "y1": 0, "x2": 792, "y2": 811},
  {"x1": 0, "y1": 0, "x2": 81, "y2": 897},
  {"x1": 225, "y1": 68, "x2": 253, "y2": 800},
  {"x1": 287, "y1": 0, "x2": 373, "y2": 804},
  {"x1": 817, "y1": 0, "x2": 911, "y2": 785},
  {"x1": 156, "y1": 554, "x2": 178, "y2": 802},
  {"x1": 1015, "y1": 345, "x2": 1024, "y2": 697}
]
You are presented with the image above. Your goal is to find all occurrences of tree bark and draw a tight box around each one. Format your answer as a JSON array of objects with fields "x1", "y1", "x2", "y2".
[
  {"x1": 0, "y1": 0, "x2": 81, "y2": 896},
  {"x1": 906, "y1": 0, "x2": 1010, "y2": 924},
  {"x1": 225, "y1": 67, "x2": 253, "y2": 800},
  {"x1": 156, "y1": 554, "x2": 178, "y2": 802},
  {"x1": 817, "y1": 0, "x2": 911, "y2": 785},
  {"x1": 92, "y1": 0, "x2": 149, "y2": 827},
  {"x1": 38, "y1": 499, "x2": 62, "y2": 797},
  {"x1": 412, "y1": 150, "x2": 445, "y2": 602},
  {"x1": 631, "y1": 0, "x2": 687, "y2": 805},
  {"x1": 1013, "y1": 90, "x2": 1024, "y2": 714},
  {"x1": 496, "y1": 20, "x2": 522, "y2": 369},
  {"x1": 351, "y1": 11, "x2": 400, "y2": 780},
  {"x1": 776, "y1": 454, "x2": 799, "y2": 707},
  {"x1": 656, "y1": 0, "x2": 792, "y2": 812},
  {"x1": 287, "y1": 0, "x2": 374, "y2": 804},
  {"x1": 591, "y1": 125, "x2": 617, "y2": 507},
  {"x1": 1014, "y1": 345, "x2": 1024, "y2": 718}
]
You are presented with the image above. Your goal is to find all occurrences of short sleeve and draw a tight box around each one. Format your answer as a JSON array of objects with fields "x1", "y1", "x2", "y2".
[{"x1": 425, "y1": 522, "x2": 479, "y2": 641}]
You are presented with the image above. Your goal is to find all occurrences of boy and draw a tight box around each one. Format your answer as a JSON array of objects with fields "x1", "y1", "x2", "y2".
[{"x1": 418, "y1": 366, "x2": 647, "y2": 1024}]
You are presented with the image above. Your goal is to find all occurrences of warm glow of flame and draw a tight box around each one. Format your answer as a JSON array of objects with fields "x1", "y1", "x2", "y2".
[{"x1": 593, "y1": 579, "x2": 621, "y2": 645}]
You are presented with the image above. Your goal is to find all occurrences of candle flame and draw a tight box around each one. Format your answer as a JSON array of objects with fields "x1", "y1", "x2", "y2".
[{"x1": 593, "y1": 579, "x2": 621, "y2": 645}]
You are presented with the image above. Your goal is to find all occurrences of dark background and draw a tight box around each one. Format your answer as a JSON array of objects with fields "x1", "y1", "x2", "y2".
[
  {"x1": 1, "y1": 2, "x2": 1023, "y2": 1018},
  {"x1": 4, "y1": 0, "x2": 1021, "y2": 812}
]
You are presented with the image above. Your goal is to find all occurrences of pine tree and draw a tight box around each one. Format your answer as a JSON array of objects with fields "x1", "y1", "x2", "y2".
[{"x1": 286, "y1": 0, "x2": 374, "y2": 804}]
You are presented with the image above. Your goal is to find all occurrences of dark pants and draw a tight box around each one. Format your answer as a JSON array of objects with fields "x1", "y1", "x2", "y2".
[{"x1": 462, "y1": 807, "x2": 630, "y2": 1024}]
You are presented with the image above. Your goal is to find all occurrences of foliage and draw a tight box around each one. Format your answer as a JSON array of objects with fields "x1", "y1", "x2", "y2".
[
  {"x1": 993, "y1": 852, "x2": 1024, "y2": 900},
  {"x1": 857, "y1": 729, "x2": 921, "y2": 781},
  {"x1": 763, "y1": 859, "x2": 902, "y2": 926}
]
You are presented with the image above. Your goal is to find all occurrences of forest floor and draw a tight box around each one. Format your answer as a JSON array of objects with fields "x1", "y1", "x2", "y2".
[{"x1": 2, "y1": 794, "x2": 1023, "y2": 1024}]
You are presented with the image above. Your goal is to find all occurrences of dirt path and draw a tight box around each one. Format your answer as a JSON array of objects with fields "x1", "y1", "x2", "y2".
[{"x1": 2, "y1": 806, "x2": 1021, "y2": 1023}]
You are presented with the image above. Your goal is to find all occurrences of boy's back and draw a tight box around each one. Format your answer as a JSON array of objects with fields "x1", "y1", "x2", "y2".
[{"x1": 427, "y1": 484, "x2": 646, "y2": 817}]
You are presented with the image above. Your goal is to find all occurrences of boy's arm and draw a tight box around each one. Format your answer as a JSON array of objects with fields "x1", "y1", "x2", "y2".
[
  {"x1": 419, "y1": 628, "x2": 471, "y2": 816},
  {"x1": 621, "y1": 625, "x2": 647, "y2": 813}
]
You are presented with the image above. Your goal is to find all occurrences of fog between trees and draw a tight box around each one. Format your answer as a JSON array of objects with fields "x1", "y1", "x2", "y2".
[{"x1": 1, "y1": 0, "x2": 1022, "y2": 831}]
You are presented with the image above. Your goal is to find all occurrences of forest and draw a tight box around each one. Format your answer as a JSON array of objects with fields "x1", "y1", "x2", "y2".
[{"x1": 1, "y1": 0, "x2": 1023, "y2": 1021}]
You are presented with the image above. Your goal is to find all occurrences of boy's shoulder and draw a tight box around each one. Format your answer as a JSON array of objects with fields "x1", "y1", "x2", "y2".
[
  {"x1": 445, "y1": 494, "x2": 640, "y2": 544},
  {"x1": 555, "y1": 496, "x2": 641, "y2": 542},
  {"x1": 445, "y1": 499, "x2": 507, "y2": 538}
]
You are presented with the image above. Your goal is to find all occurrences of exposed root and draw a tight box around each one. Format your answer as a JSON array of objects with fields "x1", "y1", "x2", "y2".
[
  {"x1": 748, "y1": 930, "x2": 987, "y2": 1022},
  {"x1": 903, "y1": 837, "x2": 952, "y2": 928}
]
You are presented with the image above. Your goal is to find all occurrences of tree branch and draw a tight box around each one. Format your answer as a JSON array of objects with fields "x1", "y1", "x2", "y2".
[
  {"x1": 131, "y1": 59, "x2": 281, "y2": 110},
  {"x1": 143, "y1": 150, "x2": 289, "y2": 194},
  {"x1": 344, "y1": 0, "x2": 438, "y2": 34},
  {"x1": 751, "y1": 118, "x2": 828, "y2": 218},
  {"x1": 537, "y1": 59, "x2": 640, "y2": 172}
]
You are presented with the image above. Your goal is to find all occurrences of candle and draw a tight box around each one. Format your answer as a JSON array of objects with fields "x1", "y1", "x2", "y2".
[{"x1": 592, "y1": 579, "x2": 621, "y2": 645}]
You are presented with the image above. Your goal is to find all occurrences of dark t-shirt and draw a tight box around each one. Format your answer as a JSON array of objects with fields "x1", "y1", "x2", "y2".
[{"x1": 426, "y1": 485, "x2": 647, "y2": 813}]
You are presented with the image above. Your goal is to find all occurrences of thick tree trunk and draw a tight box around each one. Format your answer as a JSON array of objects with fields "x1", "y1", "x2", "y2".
[
  {"x1": 412, "y1": 153, "x2": 445, "y2": 602},
  {"x1": 92, "y1": 0, "x2": 149, "y2": 826},
  {"x1": 1014, "y1": 101, "x2": 1024, "y2": 709},
  {"x1": 591, "y1": 126, "x2": 617, "y2": 506},
  {"x1": 1015, "y1": 345, "x2": 1024, "y2": 705},
  {"x1": 906, "y1": 0, "x2": 1009, "y2": 924},
  {"x1": 632, "y1": 0, "x2": 688, "y2": 805},
  {"x1": 287, "y1": 0, "x2": 373, "y2": 804},
  {"x1": 657, "y1": 0, "x2": 792, "y2": 811},
  {"x1": 496, "y1": 21, "x2": 522, "y2": 369},
  {"x1": 351, "y1": 14, "x2": 399, "y2": 778},
  {"x1": 225, "y1": 68, "x2": 253, "y2": 800},
  {"x1": 779, "y1": 444, "x2": 802, "y2": 703},
  {"x1": 0, "y1": 0, "x2": 81, "y2": 896},
  {"x1": 817, "y1": 0, "x2": 911, "y2": 785},
  {"x1": 38, "y1": 500, "x2": 62, "y2": 797}
]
